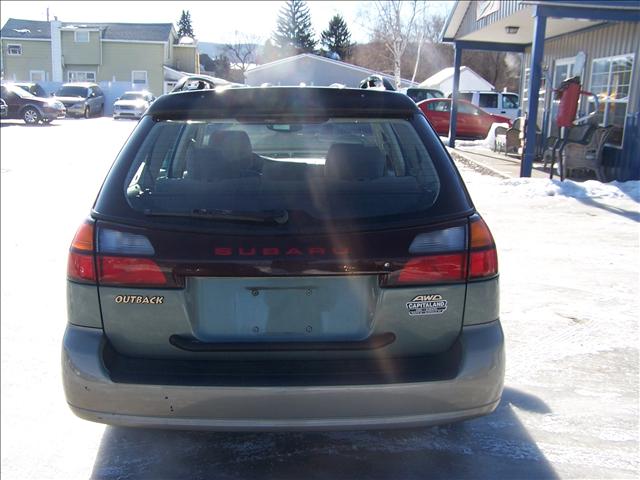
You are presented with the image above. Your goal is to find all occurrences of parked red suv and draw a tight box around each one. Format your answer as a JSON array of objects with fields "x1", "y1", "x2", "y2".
[{"x1": 418, "y1": 98, "x2": 511, "y2": 140}]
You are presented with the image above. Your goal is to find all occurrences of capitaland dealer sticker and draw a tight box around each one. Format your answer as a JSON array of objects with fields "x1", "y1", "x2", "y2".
[{"x1": 406, "y1": 294, "x2": 447, "y2": 316}]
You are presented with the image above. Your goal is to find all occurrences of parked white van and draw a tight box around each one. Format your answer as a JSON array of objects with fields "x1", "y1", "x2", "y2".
[{"x1": 448, "y1": 91, "x2": 520, "y2": 120}]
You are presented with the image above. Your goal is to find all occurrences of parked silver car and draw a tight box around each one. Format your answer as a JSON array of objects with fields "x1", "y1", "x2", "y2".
[
  {"x1": 62, "y1": 79, "x2": 504, "y2": 431},
  {"x1": 53, "y1": 82, "x2": 104, "y2": 118},
  {"x1": 112, "y1": 91, "x2": 155, "y2": 120}
]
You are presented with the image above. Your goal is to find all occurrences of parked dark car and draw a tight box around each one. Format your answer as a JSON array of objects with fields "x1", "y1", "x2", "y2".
[
  {"x1": 13, "y1": 82, "x2": 48, "y2": 98},
  {"x1": 63, "y1": 80, "x2": 504, "y2": 431},
  {"x1": 53, "y1": 83, "x2": 104, "y2": 118},
  {"x1": 0, "y1": 83, "x2": 65, "y2": 124},
  {"x1": 418, "y1": 98, "x2": 512, "y2": 139},
  {"x1": 0, "y1": 98, "x2": 7, "y2": 118}
]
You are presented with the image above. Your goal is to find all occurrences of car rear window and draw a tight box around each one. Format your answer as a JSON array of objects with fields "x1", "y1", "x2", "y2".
[
  {"x1": 120, "y1": 93, "x2": 144, "y2": 101},
  {"x1": 124, "y1": 118, "x2": 441, "y2": 227},
  {"x1": 56, "y1": 86, "x2": 88, "y2": 97},
  {"x1": 479, "y1": 93, "x2": 498, "y2": 109},
  {"x1": 407, "y1": 89, "x2": 443, "y2": 102}
]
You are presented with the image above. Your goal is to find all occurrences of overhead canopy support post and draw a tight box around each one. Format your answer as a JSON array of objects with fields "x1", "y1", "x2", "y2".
[
  {"x1": 448, "y1": 44, "x2": 463, "y2": 148},
  {"x1": 521, "y1": 8, "x2": 547, "y2": 177}
]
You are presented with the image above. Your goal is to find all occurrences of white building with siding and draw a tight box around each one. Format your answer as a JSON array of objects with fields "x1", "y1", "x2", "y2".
[
  {"x1": 245, "y1": 54, "x2": 417, "y2": 89},
  {"x1": 419, "y1": 66, "x2": 495, "y2": 95}
]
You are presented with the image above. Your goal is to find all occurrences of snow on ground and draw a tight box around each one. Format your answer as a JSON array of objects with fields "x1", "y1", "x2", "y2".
[
  {"x1": 1, "y1": 117, "x2": 638, "y2": 479},
  {"x1": 498, "y1": 177, "x2": 640, "y2": 201}
]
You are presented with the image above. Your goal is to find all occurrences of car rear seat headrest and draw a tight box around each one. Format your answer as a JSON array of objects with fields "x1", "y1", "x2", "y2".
[
  {"x1": 186, "y1": 145, "x2": 225, "y2": 181},
  {"x1": 325, "y1": 143, "x2": 386, "y2": 180},
  {"x1": 209, "y1": 130, "x2": 253, "y2": 170}
]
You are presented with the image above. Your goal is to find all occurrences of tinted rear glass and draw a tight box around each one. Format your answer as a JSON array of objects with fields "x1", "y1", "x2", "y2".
[
  {"x1": 124, "y1": 118, "x2": 440, "y2": 226},
  {"x1": 407, "y1": 89, "x2": 444, "y2": 102},
  {"x1": 479, "y1": 93, "x2": 498, "y2": 108},
  {"x1": 56, "y1": 86, "x2": 88, "y2": 97},
  {"x1": 120, "y1": 93, "x2": 145, "y2": 100}
]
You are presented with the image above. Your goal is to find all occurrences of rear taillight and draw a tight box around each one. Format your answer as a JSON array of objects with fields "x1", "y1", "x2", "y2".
[
  {"x1": 98, "y1": 256, "x2": 169, "y2": 286},
  {"x1": 67, "y1": 222, "x2": 180, "y2": 288},
  {"x1": 96, "y1": 227, "x2": 180, "y2": 288},
  {"x1": 67, "y1": 221, "x2": 96, "y2": 283},
  {"x1": 390, "y1": 253, "x2": 467, "y2": 284},
  {"x1": 468, "y1": 215, "x2": 498, "y2": 279},
  {"x1": 381, "y1": 225, "x2": 467, "y2": 286},
  {"x1": 381, "y1": 216, "x2": 498, "y2": 287}
]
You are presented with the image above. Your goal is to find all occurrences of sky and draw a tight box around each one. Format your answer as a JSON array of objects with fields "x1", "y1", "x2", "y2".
[{"x1": 1, "y1": 1, "x2": 452, "y2": 45}]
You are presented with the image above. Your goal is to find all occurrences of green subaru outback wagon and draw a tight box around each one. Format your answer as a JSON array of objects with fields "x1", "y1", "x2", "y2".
[{"x1": 63, "y1": 78, "x2": 504, "y2": 430}]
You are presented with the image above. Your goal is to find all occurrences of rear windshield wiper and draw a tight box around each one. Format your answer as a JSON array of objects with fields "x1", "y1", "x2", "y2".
[{"x1": 143, "y1": 208, "x2": 289, "y2": 225}]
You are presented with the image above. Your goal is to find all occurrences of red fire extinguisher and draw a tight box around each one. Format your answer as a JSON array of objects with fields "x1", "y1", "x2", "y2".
[{"x1": 555, "y1": 76, "x2": 593, "y2": 127}]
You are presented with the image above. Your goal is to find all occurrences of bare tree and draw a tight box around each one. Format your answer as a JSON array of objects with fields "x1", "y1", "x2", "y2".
[
  {"x1": 224, "y1": 32, "x2": 260, "y2": 75},
  {"x1": 411, "y1": 5, "x2": 446, "y2": 82},
  {"x1": 373, "y1": 1, "x2": 420, "y2": 88}
]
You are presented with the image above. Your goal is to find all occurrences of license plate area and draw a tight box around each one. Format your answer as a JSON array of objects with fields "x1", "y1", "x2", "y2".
[{"x1": 189, "y1": 276, "x2": 378, "y2": 342}]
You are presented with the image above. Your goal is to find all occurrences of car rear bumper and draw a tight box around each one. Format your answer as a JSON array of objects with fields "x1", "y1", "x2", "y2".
[{"x1": 62, "y1": 320, "x2": 505, "y2": 431}]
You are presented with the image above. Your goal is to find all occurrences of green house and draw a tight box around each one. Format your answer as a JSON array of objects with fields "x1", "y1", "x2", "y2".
[{"x1": 0, "y1": 18, "x2": 200, "y2": 96}]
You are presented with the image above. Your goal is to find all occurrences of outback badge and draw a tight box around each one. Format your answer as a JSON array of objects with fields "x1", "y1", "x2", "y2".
[
  {"x1": 114, "y1": 295, "x2": 164, "y2": 305},
  {"x1": 406, "y1": 294, "x2": 447, "y2": 316}
]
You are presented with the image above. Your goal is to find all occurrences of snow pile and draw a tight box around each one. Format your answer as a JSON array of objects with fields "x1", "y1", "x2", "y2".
[
  {"x1": 498, "y1": 177, "x2": 640, "y2": 201},
  {"x1": 440, "y1": 122, "x2": 511, "y2": 149}
]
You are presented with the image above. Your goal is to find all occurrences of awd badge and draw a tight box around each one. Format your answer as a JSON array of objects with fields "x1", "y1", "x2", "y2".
[{"x1": 406, "y1": 294, "x2": 447, "y2": 316}]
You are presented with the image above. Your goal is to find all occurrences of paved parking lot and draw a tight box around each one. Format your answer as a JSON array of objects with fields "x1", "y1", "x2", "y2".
[{"x1": 1, "y1": 116, "x2": 638, "y2": 479}]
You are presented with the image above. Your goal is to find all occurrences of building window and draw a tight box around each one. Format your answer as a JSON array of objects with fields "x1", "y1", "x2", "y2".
[
  {"x1": 30, "y1": 70, "x2": 45, "y2": 82},
  {"x1": 132, "y1": 70, "x2": 148, "y2": 85},
  {"x1": 7, "y1": 44, "x2": 22, "y2": 55},
  {"x1": 68, "y1": 71, "x2": 96, "y2": 82},
  {"x1": 547, "y1": 57, "x2": 580, "y2": 136},
  {"x1": 588, "y1": 53, "x2": 634, "y2": 147},
  {"x1": 74, "y1": 31, "x2": 90, "y2": 43},
  {"x1": 521, "y1": 67, "x2": 547, "y2": 130}
]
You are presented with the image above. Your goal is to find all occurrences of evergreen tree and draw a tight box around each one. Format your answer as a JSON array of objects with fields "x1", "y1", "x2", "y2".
[
  {"x1": 177, "y1": 10, "x2": 195, "y2": 38},
  {"x1": 320, "y1": 14, "x2": 353, "y2": 60},
  {"x1": 272, "y1": 0, "x2": 317, "y2": 54}
]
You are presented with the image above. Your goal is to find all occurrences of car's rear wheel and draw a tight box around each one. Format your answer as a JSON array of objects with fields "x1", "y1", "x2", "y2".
[
  {"x1": 84, "y1": 106, "x2": 90, "y2": 119},
  {"x1": 22, "y1": 107, "x2": 41, "y2": 125}
]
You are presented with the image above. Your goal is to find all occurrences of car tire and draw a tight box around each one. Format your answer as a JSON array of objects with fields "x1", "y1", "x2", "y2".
[
  {"x1": 22, "y1": 107, "x2": 41, "y2": 125},
  {"x1": 84, "y1": 106, "x2": 90, "y2": 119}
]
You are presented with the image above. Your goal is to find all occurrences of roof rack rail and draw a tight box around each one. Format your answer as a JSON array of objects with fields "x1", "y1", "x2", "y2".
[{"x1": 170, "y1": 74, "x2": 242, "y2": 93}]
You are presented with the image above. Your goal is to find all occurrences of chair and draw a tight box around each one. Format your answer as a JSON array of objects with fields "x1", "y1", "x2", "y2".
[
  {"x1": 562, "y1": 126, "x2": 614, "y2": 181},
  {"x1": 494, "y1": 118, "x2": 522, "y2": 155},
  {"x1": 545, "y1": 124, "x2": 596, "y2": 180},
  {"x1": 542, "y1": 135, "x2": 560, "y2": 168}
]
